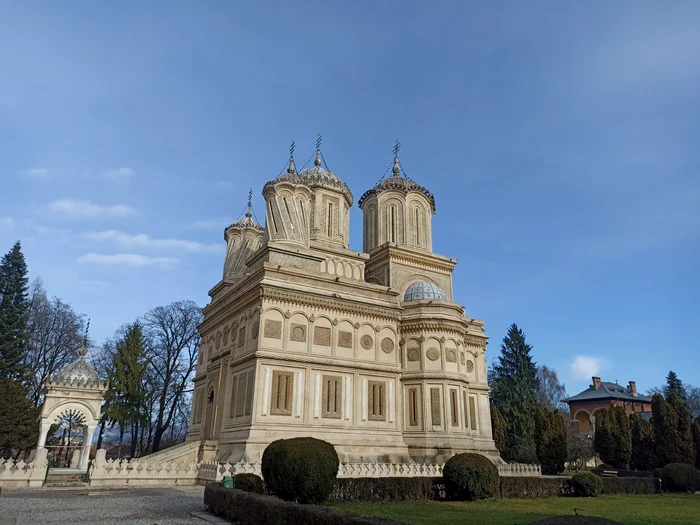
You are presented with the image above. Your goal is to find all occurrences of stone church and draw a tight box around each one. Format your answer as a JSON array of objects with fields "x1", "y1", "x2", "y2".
[{"x1": 187, "y1": 143, "x2": 499, "y2": 466}]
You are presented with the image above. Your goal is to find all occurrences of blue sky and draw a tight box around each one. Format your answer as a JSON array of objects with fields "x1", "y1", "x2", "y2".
[{"x1": 1, "y1": 1, "x2": 699, "y2": 395}]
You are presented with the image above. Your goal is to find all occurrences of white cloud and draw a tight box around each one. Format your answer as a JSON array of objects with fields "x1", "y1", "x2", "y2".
[
  {"x1": 50, "y1": 199, "x2": 137, "y2": 218},
  {"x1": 85, "y1": 230, "x2": 221, "y2": 254},
  {"x1": 77, "y1": 253, "x2": 179, "y2": 269},
  {"x1": 21, "y1": 168, "x2": 52, "y2": 180},
  {"x1": 96, "y1": 167, "x2": 137, "y2": 185},
  {"x1": 570, "y1": 355, "x2": 606, "y2": 380},
  {"x1": 0, "y1": 217, "x2": 16, "y2": 231}
]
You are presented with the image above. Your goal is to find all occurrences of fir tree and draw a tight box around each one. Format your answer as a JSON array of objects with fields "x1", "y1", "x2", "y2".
[
  {"x1": 667, "y1": 393, "x2": 695, "y2": 466},
  {"x1": 0, "y1": 379, "x2": 40, "y2": 457},
  {"x1": 651, "y1": 393, "x2": 693, "y2": 466},
  {"x1": 664, "y1": 371, "x2": 687, "y2": 403},
  {"x1": 630, "y1": 413, "x2": 657, "y2": 471},
  {"x1": 611, "y1": 405, "x2": 632, "y2": 469},
  {"x1": 490, "y1": 323, "x2": 539, "y2": 463},
  {"x1": 594, "y1": 408, "x2": 617, "y2": 466},
  {"x1": 534, "y1": 404, "x2": 567, "y2": 474},
  {"x1": 692, "y1": 417, "x2": 700, "y2": 470},
  {"x1": 490, "y1": 403, "x2": 507, "y2": 455},
  {"x1": 0, "y1": 241, "x2": 30, "y2": 381}
]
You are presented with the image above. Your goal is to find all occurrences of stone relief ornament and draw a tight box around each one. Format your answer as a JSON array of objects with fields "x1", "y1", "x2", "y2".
[
  {"x1": 460, "y1": 352, "x2": 465, "y2": 365},
  {"x1": 381, "y1": 337, "x2": 395, "y2": 354},
  {"x1": 314, "y1": 327, "x2": 331, "y2": 346},
  {"x1": 264, "y1": 320, "x2": 281, "y2": 339},
  {"x1": 338, "y1": 331, "x2": 353, "y2": 348},
  {"x1": 407, "y1": 348, "x2": 420, "y2": 362},
  {"x1": 426, "y1": 347, "x2": 440, "y2": 361},
  {"x1": 251, "y1": 321, "x2": 260, "y2": 339},
  {"x1": 360, "y1": 335, "x2": 374, "y2": 350},
  {"x1": 291, "y1": 324, "x2": 307, "y2": 342},
  {"x1": 446, "y1": 349, "x2": 457, "y2": 363},
  {"x1": 223, "y1": 327, "x2": 229, "y2": 346},
  {"x1": 230, "y1": 323, "x2": 238, "y2": 343},
  {"x1": 215, "y1": 332, "x2": 221, "y2": 350},
  {"x1": 238, "y1": 327, "x2": 245, "y2": 346},
  {"x1": 466, "y1": 360, "x2": 475, "y2": 372}
]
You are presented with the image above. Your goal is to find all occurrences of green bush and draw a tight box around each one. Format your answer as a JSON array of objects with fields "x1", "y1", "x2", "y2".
[
  {"x1": 661, "y1": 463, "x2": 700, "y2": 493},
  {"x1": 601, "y1": 477, "x2": 654, "y2": 494},
  {"x1": 499, "y1": 476, "x2": 570, "y2": 498},
  {"x1": 652, "y1": 468, "x2": 663, "y2": 479},
  {"x1": 442, "y1": 453, "x2": 500, "y2": 501},
  {"x1": 261, "y1": 437, "x2": 339, "y2": 504},
  {"x1": 233, "y1": 473, "x2": 264, "y2": 494},
  {"x1": 598, "y1": 463, "x2": 615, "y2": 470},
  {"x1": 570, "y1": 471, "x2": 604, "y2": 497},
  {"x1": 329, "y1": 477, "x2": 443, "y2": 502}
]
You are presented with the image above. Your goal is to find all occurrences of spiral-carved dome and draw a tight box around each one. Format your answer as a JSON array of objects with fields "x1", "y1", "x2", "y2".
[
  {"x1": 403, "y1": 281, "x2": 448, "y2": 302},
  {"x1": 54, "y1": 355, "x2": 100, "y2": 383}
]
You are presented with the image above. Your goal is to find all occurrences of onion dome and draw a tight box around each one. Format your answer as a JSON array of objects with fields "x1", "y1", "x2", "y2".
[
  {"x1": 404, "y1": 281, "x2": 448, "y2": 302},
  {"x1": 358, "y1": 155, "x2": 436, "y2": 212},
  {"x1": 54, "y1": 343, "x2": 101, "y2": 384},
  {"x1": 299, "y1": 149, "x2": 353, "y2": 205},
  {"x1": 262, "y1": 144, "x2": 306, "y2": 190},
  {"x1": 224, "y1": 192, "x2": 264, "y2": 239}
]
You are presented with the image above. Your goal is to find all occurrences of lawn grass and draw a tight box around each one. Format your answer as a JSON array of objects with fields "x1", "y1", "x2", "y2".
[{"x1": 333, "y1": 494, "x2": 699, "y2": 525}]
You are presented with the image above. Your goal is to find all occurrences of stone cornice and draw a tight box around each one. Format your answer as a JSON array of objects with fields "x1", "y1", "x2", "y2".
[
  {"x1": 400, "y1": 319, "x2": 469, "y2": 336},
  {"x1": 400, "y1": 371, "x2": 470, "y2": 383},
  {"x1": 231, "y1": 349, "x2": 402, "y2": 374},
  {"x1": 366, "y1": 244, "x2": 457, "y2": 276}
]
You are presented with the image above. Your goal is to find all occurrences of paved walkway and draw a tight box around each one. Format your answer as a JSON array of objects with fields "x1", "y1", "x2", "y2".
[{"x1": 0, "y1": 486, "x2": 210, "y2": 525}]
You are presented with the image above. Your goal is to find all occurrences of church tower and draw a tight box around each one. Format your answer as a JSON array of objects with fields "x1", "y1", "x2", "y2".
[{"x1": 223, "y1": 192, "x2": 264, "y2": 281}]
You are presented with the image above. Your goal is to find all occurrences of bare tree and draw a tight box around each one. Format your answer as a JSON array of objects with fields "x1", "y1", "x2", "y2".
[
  {"x1": 536, "y1": 365, "x2": 569, "y2": 411},
  {"x1": 24, "y1": 279, "x2": 85, "y2": 406},
  {"x1": 143, "y1": 300, "x2": 201, "y2": 452}
]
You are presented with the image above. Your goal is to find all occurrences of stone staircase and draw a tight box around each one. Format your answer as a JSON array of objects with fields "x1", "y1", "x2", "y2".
[
  {"x1": 137, "y1": 440, "x2": 199, "y2": 464},
  {"x1": 44, "y1": 469, "x2": 88, "y2": 487}
]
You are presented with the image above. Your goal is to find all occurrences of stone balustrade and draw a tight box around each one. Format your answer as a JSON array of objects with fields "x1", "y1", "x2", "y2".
[
  {"x1": 0, "y1": 449, "x2": 48, "y2": 488},
  {"x1": 89, "y1": 449, "x2": 199, "y2": 487}
]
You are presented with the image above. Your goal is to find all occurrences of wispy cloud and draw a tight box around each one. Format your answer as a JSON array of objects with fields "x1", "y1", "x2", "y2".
[
  {"x1": 96, "y1": 167, "x2": 137, "y2": 185},
  {"x1": 50, "y1": 199, "x2": 137, "y2": 218},
  {"x1": 0, "y1": 217, "x2": 16, "y2": 232},
  {"x1": 85, "y1": 230, "x2": 221, "y2": 254},
  {"x1": 21, "y1": 168, "x2": 52, "y2": 180},
  {"x1": 570, "y1": 355, "x2": 606, "y2": 380},
  {"x1": 77, "y1": 253, "x2": 179, "y2": 269}
]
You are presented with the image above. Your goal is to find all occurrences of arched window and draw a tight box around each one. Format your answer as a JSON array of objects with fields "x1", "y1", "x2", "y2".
[
  {"x1": 327, "y1": 202, "x2": 333, "y2": 237},
  {"x1": 414, "y1": 206, "x2": 421, "y2": 246},
  {"x1": 389, "y1": 205, "x2": 397, "y2": 243}
]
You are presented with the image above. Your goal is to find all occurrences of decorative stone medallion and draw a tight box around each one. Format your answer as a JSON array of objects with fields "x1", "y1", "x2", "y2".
[
  {"x1": 238, "y1": 327, "x2": 245, "y2": 346},
  {"x1": 223, "y1": 327, "x2": 229, "y2": 346},
  {"x1": 251, "y1": 321, "x2": 260, "y2": 340},
  {"x1": 215, "y1": 332, "x2": 221, "y2": 350},
  {"x1": 466, "y1": 360, "x2": 475, "y2": 372},
  {"x1": 338, "y1": 331, "x2": 353, "y2": 348},
  {"x1": 290, "y1": 324, "x2": 307, "y2": 342},
  {"x1": 446, "y1": 349, "x2": 457, "y2": 363},
  {"x1": 263, "y1": 320, "x2": 281, "y2": 339},
  {"x1": 230, "y1": 323, "x2": 238, "y2": 343},
  {"x1": 360, "y1": 335, "x2": 373, "y2": 350},
  {"x1": 314, "y1": 327, "x2": 331, "y2": 346},
  {"x1": 380, "y1": 337, "x2": 395, "y2": 354},
  {"x1": 426, "y1": 347, "x2": 440, "y2": 361},
  {"x1": 407, "y1": 348, "x2": 420, "y2": 362}
]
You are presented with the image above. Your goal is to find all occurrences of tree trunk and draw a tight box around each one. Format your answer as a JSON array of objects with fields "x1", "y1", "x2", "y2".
[
  {"x1": 95, "y1": 416, "x2": 107, "y2": 451},
  {"x1": 130, "y1": 420, "x2": 138, "y2": 458},
  {"x1": 117, "y1": 424, "x2": 124, "y2": 459}
]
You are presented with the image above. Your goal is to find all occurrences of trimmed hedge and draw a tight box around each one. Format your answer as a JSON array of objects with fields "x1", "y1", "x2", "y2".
[
  {"x1": 204, "y1": 484, "x2": 401, "y2": 525},
  {"x1": 499, "y1": 476, "x2": 571, "y2": 498},
  {"x1": 570, "y1": 472, "x2": 604, "y2": 497},
  {"x1": 261, "y1": 437, "x2": 339, "y2": 504},
  {"x1": 234, "y1": 473, "x2": 264, "y2": 494},
  {"x1": 601, "y1": 477, "x2": 654, "y2": 494},
  {"x1": 330, "y1": 477, "x2": 445, "y2": 502},
  {"x1": 661, "y1": 463, "x2": 700, "y2": 493},
  {"x1": 443, "y1": 453, "x2": 500, "y2": 501},
  {"x1": 591, "y1": 469, "x2": 652, "y2": 478}
]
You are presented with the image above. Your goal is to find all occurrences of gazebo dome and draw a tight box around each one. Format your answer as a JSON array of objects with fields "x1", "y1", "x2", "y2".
[
  {"x1": 403, "y1": 281, "x2": 448, "y2": 302},
  {"x1": 54, "y1": 353, "x2": 100, "y2": 383}
]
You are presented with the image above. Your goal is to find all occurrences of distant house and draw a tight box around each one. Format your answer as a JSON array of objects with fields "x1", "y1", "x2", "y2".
[{"x1": 564, "y1": 376, "x2": 652, "y2": 431}]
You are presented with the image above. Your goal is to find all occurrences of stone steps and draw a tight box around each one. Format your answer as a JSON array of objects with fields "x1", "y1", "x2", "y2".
[{"x1": 44, "y1": 471, "x2": 88, "y2": 487}]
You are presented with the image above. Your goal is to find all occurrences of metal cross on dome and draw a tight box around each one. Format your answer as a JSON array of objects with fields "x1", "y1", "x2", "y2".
[{"x1": 393, "y1": 139, "x2": 401, "y2": 157}]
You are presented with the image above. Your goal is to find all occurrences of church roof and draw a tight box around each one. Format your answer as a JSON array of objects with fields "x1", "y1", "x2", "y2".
[
  {"x1": 564, "y1": 381, "x2": 652, "y2": 404},
  {"x1": 224, "y1": 194, "x2": 264, "y2": 237},
  {"x1": 298, "y1": 150, "x2": 353, "y2": 204},
  {"x1": 358, "y1": 155, "x2": 436, "y2": 212},
  {"x1": 403, "y1": 281, "x2": 448, "y2": 302}
]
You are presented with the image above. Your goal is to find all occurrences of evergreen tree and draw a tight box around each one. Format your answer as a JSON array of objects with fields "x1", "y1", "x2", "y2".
[
  {"x1": 534, "y1": 404, "x2": 567, "y2": 474},
  {"x1": 667, "y1": 393, "x2": 695, "y2": 466},
  {"x1": 0, "y1": 378, "x2": 40, "y2": 457},
  {"x1": 630, "y1": 413, "x2": 657, "y2": 471},
  {"x1": 0, "y1": 241, "x2": 29, "y2": 381},
  {"x1": 490, "y1": 403, "x2": 507, "y2": 455},
  {"x1": 651, "y1": 393, "x2": 691, "y2": 466},
  {"x1": 104, "y1": 322, "x2": 149, "y2": 457},
  {"x1": 611, "y1": 405, "x2": 632, "y2": 469},
  {"x1": 664, "y1": 371, "x2": 687, "y2": 402},
  {"x1": 594, "y1": 408, "x2": 617, "y2": 466},
  {"x1": 490, "y1": 323, "x2": 539, "y2": 463},
  {"x1": 692, "y1": 418, "x2": 700, "y2": 470}
]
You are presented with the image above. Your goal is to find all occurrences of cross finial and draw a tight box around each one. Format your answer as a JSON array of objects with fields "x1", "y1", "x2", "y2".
[
  {"x1": 287, "y1": 139, "x2": 296, "y2": 174},
  {"x1": 314, "y1": 134, "x2": 323, "y2": 167},
  {"x1": 245, "y1": 188, "x2": 253, "y2": 217},
  {"x1": 290, "y1": 139, "x2": 295, "y2": 157},
  {"x1": 316, "y1": 134, "x2": 322, "y2": 151},
  {"x1": 393, "y1": 139, "x2": 401, "y2": 158},
  {"x1": 392, "y1": 140, "x2": 402, "y2": 176},
  {"x1": 80, "y1": 318, "x2": 90, "y2": 357}
]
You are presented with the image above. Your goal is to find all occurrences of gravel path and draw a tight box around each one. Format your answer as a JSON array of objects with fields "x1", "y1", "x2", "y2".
[{"x1": 0, "y1": 486, "x2": 208, "y2": 525}]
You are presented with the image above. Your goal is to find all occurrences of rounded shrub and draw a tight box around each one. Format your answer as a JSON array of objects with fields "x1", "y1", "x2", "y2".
[
  {"x1": 570, "y1": 471, "x2": 604, "y2": 497},
  {"x1": 598, "y1": 463, "x2": 615, "y2": 470},
  {"x1": 233, "y1": 473, "x2": 264, "y2": 494},
  {"x1": 661, "y1": 463, "x2": 700, "y2": 493},
  {"x1": 261, "y1": 437, "x2": 339, "y2": 504},
  {"x1": 442, "y1": 453, "x2": 500, "y2": 501},
  {"x1": 652, "y1": 468, "x2": 663, "y2": 479}
]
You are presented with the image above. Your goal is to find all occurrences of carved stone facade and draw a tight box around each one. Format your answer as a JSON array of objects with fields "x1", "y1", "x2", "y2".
[{"x1": 187, "y1": 147, "x2": 500, "y2": 466}]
